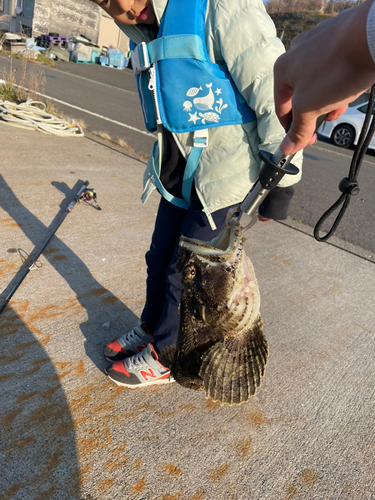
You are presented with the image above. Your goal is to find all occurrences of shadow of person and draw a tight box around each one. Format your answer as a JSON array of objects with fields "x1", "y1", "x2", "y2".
[
  {"x1": 0, "y1": 175, "x2": 139, "y2": 371},
  {"x1": 0, "y1": 308, "x2": 81, "y2": 498}
]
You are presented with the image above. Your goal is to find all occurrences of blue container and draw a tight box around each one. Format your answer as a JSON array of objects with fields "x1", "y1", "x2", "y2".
[
  {"x1": 91, "y1": 51, "x2": 100, "y2": 64},
  {"x1": 108, "y1": 53, "x2": 125, "y2": 69}
]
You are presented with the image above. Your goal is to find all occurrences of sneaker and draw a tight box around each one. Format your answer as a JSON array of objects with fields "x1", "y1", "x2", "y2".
[
  {"x1": 103, "y1": 320, "x2": 153, "y2": 362},
  {"x1": 104, "y1": 343, "x2": 175, "y2": 388}
]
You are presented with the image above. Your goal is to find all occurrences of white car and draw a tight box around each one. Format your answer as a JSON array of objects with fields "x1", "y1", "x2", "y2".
[{"x1": 318, "y1": 101, "x2": 374, "y2": 149}]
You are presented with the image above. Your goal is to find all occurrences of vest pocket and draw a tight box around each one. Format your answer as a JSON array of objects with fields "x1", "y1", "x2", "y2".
[{"x1": 137, "y1": 71, "x2": 158, "y2": 132}]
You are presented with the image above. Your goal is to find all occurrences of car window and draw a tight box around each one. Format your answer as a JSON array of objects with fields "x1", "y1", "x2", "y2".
[{"x1": 358, "y1": 103, "x2": 375, "y2": 114}]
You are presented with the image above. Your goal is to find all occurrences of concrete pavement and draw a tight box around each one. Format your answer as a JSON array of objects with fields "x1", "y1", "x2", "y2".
[{"x1": 0, "y1": 124, "x2": 374, "y2": 500}]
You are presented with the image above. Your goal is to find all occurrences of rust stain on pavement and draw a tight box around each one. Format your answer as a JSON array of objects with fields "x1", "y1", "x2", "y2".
[
  {"x1": 235, "y1": 438, "x2": 252, "y2": 456},
  {"x1": 205, "y1": 399, "x2": 220, "y2": 410},
  {"x1": 301, "y1": 469, "x2": 318, "y2": 487},
  {"x1": 210, "y1": 464, "x2": 230, "y2": 482},
  {"x1": 104, "y1": 457, "x2": 130, "y2": 470},
  {"x1": 187, "y1": 491, "x2": 205, "y2": 500},
  {"x1": 2, "y1": 408, "x2": 23, "y2": 429},
  {"x1": 133, "y1": 458, "x2": 142, "y2": 469},
  {"x1": 163, "y1": 464, "x2": 182, "y2": 476},
  {"x1": 247, "y1": 410, "x2": 265, "y2": 425},
  {"x1": 131, "y1": 476, "x2": 146, "y2": 493},
  {"x1": 159, "y1": 493, "x2": 181, "y2": 500},
  {"x1": 284, "y1": 482, "x2": 298, "y2": 499},
  {"x1": 98, "y1": 478, "x2": 115, "y2": 492}
]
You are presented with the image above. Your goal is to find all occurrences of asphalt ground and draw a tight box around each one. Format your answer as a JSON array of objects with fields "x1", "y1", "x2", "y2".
[
  {"x1": 1, "y1": 124, "x2": 374, "y2": 500},
  {"x1": 1, "y1": 55, "x2": 374, "y2": 255}
]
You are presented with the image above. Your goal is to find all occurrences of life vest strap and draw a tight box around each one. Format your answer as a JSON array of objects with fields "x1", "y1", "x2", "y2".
[
  {"x1": 151, "y1": 129, "x2": 209, "y2": 209},
  {"x1": 148, "y1": 35, "x2": 206, "y2": 64},
  {"x1": 132, "y1": 35, "x2": 206, "y2": 74},
  {"x1": 181, "y1": 129, "x2": 208, "y2": 204},
  {"x1": 151, "y1": 142, "x2": 190, "y2": 210}
]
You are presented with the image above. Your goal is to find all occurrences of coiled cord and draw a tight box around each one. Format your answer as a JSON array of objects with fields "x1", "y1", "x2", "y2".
[{"x1": 0, "y1": 99, "x2": 84, "y2": 137}]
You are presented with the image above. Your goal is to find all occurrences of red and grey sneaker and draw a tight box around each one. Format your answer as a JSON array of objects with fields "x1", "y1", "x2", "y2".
[
  {"x1": 103, "y1": 321, "x2": 153, "y2": 362},
  {"x1": 104, "y1": 343, "x2": 175, "y2": 388}
]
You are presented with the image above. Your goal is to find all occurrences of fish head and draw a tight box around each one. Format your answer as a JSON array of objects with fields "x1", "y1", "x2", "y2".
[{"x1": 178, "y1": 218, "x2": 245, "y2": 327}]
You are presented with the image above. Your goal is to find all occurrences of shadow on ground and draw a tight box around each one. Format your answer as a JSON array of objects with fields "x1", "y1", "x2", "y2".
[{"x1": 0, "y1": 176, "x2": 139, "y2": 499}]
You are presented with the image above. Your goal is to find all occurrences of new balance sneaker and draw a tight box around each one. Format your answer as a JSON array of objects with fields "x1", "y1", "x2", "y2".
[
  {"x1": 104, "y1": 343, "x2": 175, "y2": 388},
  {"x1": 103, "y1": 320, "x2": 153, "y2": 362}
]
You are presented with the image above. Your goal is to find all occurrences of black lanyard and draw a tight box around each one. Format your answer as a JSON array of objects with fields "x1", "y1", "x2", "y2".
[{"x1": 314, "y1": 84, "x2": 375, "y2": 242}]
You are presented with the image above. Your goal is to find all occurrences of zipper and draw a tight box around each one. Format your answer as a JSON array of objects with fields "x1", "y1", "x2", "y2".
[
  {"x1": 148, "y1": 64, "x2": 162, "y2": 125},
  {"x1": 137, "y1": 73, "x2": 148, "y2": 124}
]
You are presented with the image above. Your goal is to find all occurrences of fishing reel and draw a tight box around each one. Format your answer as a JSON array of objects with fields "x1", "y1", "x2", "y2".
[{"x1": 80, "y1": 187, "x2": 102, "y2": 210}]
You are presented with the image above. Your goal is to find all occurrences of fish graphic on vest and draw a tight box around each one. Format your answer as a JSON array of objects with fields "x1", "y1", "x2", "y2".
[{"x1": 193, "y1": 84, "x2": 215, "y2": 111}]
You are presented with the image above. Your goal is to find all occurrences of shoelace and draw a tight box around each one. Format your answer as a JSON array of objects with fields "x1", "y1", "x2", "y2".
[
  {"x1": 126, "y1": 350, "x2": 146, "y2": 370},
  {"x1": 118, "y1": 326, "x2": 142, "y2": 345}
]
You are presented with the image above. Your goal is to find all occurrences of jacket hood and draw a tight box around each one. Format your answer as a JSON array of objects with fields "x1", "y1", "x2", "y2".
[{"x1": 115, "y1": 0, "x2": 168, "y2": 44}]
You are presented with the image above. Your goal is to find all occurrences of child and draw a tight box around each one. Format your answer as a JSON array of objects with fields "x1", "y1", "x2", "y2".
[{"x1": 91, "y1": 0, "x2": 303, "y2": 388}]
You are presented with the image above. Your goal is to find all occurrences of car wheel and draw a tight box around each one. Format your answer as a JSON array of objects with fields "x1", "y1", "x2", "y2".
[{"x1": 332, "y1": 124, "x2": 355, "y2": 148}]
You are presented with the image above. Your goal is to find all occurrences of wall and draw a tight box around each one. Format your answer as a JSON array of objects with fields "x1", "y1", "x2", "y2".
[
  {"x1": 97, "y1": 12, "x2": 129, "y2": 54},
  {"x1": 32, "y1": 0, "x2": 101, "y2": 42}
]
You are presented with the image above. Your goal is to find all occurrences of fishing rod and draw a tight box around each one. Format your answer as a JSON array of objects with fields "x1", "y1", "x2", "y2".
[{"x1": 0, "y1": 180, "x2": 100, "y2": 316}]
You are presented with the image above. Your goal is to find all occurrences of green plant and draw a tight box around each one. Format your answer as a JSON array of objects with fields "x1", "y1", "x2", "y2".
[
  {"x1": 0, "y1": 79, "x2": 18, "y2": 101},
  {"x1": 11, "y1": 52, "x2": 56, "y2": 67},
  {"x1": 0, "y1": 60, "x2": 60, "y2": 118},
  {"x1": 35, "y1": 53, "x2": 57, "y2": 67}
]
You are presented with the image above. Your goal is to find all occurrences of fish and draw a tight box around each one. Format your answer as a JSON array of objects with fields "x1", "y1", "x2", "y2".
[
  {"x1": 186, "y1": 86, "x2": 203, "y2": 97},
  {"x1": 160, "y1": 217, "x2": 269, "y2": 405}
]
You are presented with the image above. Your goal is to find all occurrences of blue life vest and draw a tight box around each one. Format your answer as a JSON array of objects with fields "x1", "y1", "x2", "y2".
[{"x1": 130, "y1": 0, "x2": 256, "y2": 209}]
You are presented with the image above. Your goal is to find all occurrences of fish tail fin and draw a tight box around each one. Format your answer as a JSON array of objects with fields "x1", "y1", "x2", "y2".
[
  {"x1": 199, "y1": 315, "x2": 268, "y2": 405},
  {"x1": 203, "y1": 344, "x2": 222, "y2": 396}
]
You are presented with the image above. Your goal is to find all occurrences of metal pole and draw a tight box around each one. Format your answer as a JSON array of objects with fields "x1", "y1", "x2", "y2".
[{"x1": 0, "y1": 180, "x2": 89, "y2": 316}]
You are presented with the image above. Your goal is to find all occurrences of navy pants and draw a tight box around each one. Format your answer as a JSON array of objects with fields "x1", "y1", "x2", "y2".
[{"x1": 141, "y1": 195, "x2": 232, "y2": 354}]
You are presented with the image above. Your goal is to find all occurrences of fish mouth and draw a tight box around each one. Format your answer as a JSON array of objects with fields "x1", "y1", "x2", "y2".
[{"x1": 179, "y1": 217, "x2": 242, "y2": 262}]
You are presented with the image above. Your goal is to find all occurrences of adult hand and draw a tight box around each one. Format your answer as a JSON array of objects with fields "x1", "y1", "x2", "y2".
[{"x1": 274, "y1": 0, "x2": 375, "y2": 155}]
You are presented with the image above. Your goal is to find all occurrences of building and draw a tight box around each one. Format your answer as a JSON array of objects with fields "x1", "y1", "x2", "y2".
[
  {"x1": 0, "y1": 0, "x2": 129, "y2": 54},
  {"x1": 97, "y1": 11, "x2": 129, "y2": 55}
]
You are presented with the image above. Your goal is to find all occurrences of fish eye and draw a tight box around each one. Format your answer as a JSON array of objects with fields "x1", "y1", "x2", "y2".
[{"x1": 186, "y1": 266, "x2": 196, "y2": 280}]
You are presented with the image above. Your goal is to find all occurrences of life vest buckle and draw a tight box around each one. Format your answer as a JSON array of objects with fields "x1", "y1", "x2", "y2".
[
  {"x1": 131, "y1": 42, "x2": 150, "y2": 75},
  {"x1": 193, "y1": 129, "x2": 209, "y2": 148}
]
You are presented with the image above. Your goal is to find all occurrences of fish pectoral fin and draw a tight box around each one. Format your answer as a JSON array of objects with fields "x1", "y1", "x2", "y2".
[{"x1": 198, "y1": 315, "x2": 268, "y2": 405}]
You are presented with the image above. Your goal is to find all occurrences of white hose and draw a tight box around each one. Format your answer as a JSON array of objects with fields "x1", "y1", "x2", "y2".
[{"x1": 0, "y1": 99, "x2": 84, "y2": 137}]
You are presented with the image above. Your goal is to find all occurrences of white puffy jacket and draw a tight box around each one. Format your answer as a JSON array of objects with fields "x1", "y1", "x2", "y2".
[{"x1": 118, "y1": 0, "x2": 303, "y2": 228}]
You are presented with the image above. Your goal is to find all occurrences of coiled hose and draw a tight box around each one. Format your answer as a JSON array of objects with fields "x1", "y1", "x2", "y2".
[{"x1": 0, "y1": 99, "x2": 84, "y2": 137}]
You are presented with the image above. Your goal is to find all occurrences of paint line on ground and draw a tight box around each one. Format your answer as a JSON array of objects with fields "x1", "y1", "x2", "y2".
[
  {"x1": 43, "y1": 67, "x2": 138, "y2": 96},
  {"x1": 0, "y1": 54, "x2": 138, "y2": 96}
]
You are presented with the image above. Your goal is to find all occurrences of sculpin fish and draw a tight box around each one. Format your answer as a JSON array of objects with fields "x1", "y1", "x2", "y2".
[{"x1": 161, "y1": 217, "x2": 269, "y2": 405}]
